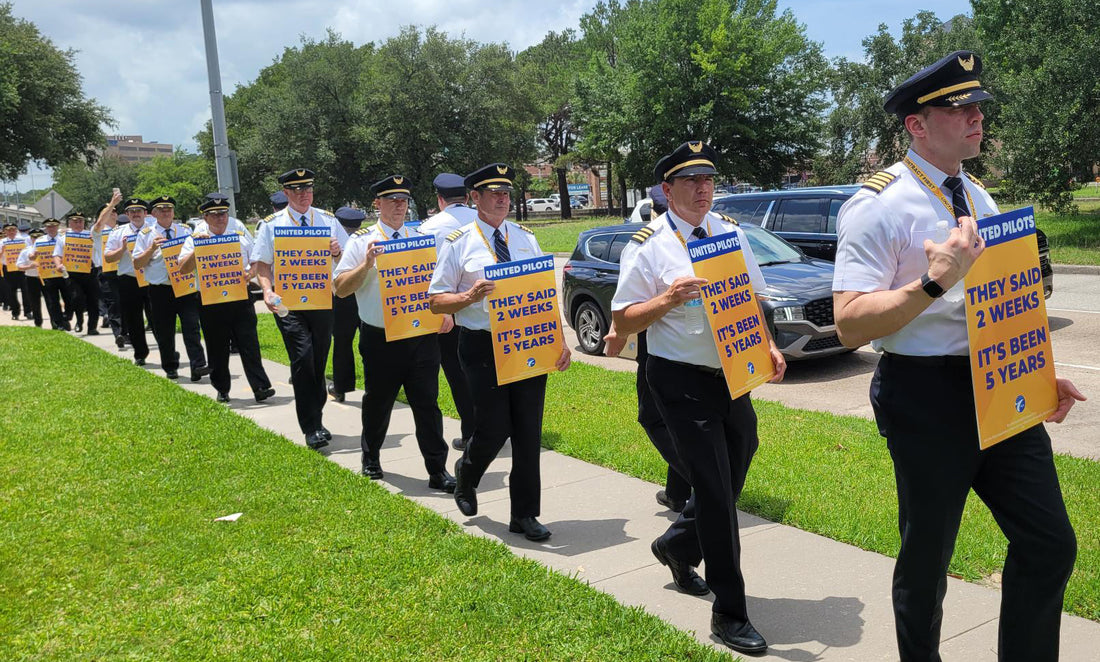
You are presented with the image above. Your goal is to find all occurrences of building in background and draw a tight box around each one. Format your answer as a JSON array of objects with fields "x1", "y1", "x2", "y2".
[{"x1": 105, "y1": 135, "x2": 173, "y2": 163}]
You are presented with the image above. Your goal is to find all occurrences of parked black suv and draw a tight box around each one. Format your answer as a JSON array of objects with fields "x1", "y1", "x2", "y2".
[
  {"x1": 562, "y1": 222, "x2": 852, "y2": 360},
  {"x1": 712, "y1": 188, "x2": 1054, "y2": 298}
]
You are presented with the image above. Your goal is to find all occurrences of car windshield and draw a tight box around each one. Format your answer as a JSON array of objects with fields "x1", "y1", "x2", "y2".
[{"x1": 740, "y1": 223, "x2": 802, "y2": 264}]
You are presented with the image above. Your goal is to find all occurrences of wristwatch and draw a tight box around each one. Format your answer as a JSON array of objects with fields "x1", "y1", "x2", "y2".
[{"x1": 920, "y1": 272, "x2": 945, "y2": 299}]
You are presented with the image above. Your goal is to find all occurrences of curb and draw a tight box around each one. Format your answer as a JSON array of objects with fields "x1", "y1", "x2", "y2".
[{"x1": 1053, "y1": 264, "x2": 1100, "y2": 275}]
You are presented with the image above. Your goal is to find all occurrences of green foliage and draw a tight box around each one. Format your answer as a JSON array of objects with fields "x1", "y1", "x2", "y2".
[
  {"x1": 132, "y1": 149, "x2": 218, "y2": 218},
  {"x1": 973, "y1": 0, "x2": 1100, "y2": 214},
  {"x1": 0, "y1": 3, "x2": 111, "y2": 179},
  {"x1": 574, "y1": 0, "x2": 829, "y2": 189},
  {"x1": 814, "y1": 12, "x2": 991, "y2": 185},
  {"x1": 197, "y1": 28, "x2": 539, "y2": 218},
  {"x1": 51, "y1": 156, "x2": 138, "y2": 215}
]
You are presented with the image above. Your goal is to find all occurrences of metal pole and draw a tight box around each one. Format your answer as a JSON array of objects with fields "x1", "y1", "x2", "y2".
[{"x1": 200, "y1": 0, "x2": 237, "y2": 218}]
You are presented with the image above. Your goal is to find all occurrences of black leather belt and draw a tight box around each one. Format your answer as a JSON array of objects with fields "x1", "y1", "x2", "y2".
[
  {"x1": 652, "y1": 354, "x2": 724, "y2": 378},
  {"x1": 883, "y1": 352, "x2": 969, "y2": 367}
]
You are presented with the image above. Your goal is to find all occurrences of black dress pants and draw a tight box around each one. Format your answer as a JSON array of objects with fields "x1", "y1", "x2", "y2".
[
  {"x1": 98, "y1": 271, "x2": 123, "y2": 337},
  {"x1": 23, "y1": 276, "x2": 42, "y2": 326},
  {"x1": 4, "y1": 270, "x2": 25, "y2": 317},
  {"x1": 68, "y1": 270, "x2": 100, "y2": 331},
  {"x1": 359, "y1": 324, "x2": 447, "y2": 474},
  {"x1": 636, "y1": 331, "x2": 691, "y2": 503},
  {"x1": 331, "y1": 293, "x2": 360, "y2": 394},
  {"x1": 439, "y1": 325, "x2": 476, "y2": 441},
  {"x1": 647, "y1": 355, "x2": 758, "y2": 621},
  {"x1": 457, "y1": 328, "x2": 547, "y2": 519},
  {"x1": 42, "y1": 277, "x2": 69, "y2": 330},
  {"x1": 274, "y1": 308, "x2": 333, "y2": 435},
  {"x1": 871, "y1": 353, "x2": 1076, "y2": 662},
  {"x1": 198, "y1": 299, "x2": 271, "y2": 395},
  {"x1": 148, "y1": 285, "x2": 206, "y2": 373},
  {"x1": 117, "y1": 275, "x2": 150, "y2": 360}
]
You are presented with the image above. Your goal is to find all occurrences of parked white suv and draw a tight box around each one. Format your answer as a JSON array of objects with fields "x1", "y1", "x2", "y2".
[{"x1": 526, "y1": 198, "x2": 560, "y2": 212}]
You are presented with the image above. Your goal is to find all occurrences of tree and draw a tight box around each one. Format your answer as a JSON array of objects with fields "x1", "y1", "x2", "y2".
[
  {"x1": 52, "y1": 156, "x2": 137, "y2": 216},
  {"x1": 973, "y1": 0, "x2": 1100, "y2": 212},
  {"x1": 574, "y1": 0, "x2": 829, "y2": 195},
  {"x1": 518, "y1": 30, "x2": 587, "y2": 218},
  {"x1": 132, "y1": 149, "x2": 218, "y2": 218},
  {"x1": 814, "y1": 12, "x2": 992, "y2": 185},
  {"x1": 0, "y1": 3, "x2": 111, "y2": 180}
]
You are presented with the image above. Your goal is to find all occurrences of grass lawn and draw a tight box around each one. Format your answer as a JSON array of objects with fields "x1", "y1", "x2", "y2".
[
  {"x1": 527, "y1": 218, "x2": 624, "y2": 254},
  {"x1": 256, "y1": 315, "x2": 1100, "y2": 621},
  {"x1": 0, "y1": 327, "x2": 732, "y2": 661},
  {"x1": 1034, "y1": 200, "x2": 1100, "y2": 266}
]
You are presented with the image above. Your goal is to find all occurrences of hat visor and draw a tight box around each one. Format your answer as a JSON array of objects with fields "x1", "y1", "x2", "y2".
[
  {"x1": 668, "y1": 164, "x2": 718, "y2": 179},
  {"x1": 927, "y1": 88, "x2": 993, "y2": 108},
  {"x1": 283, "y1": 182, "x2": 314, "y2": 190},
  {"x1": 379, "y1": 192, "x2": 412, "y2": 200},
  {"x1": 479, "y1": 183, "x2": 513, "y2": 191}
]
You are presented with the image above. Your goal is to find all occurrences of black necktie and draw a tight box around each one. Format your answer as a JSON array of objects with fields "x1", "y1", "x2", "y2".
[
  {"x1": 300, "y1": 214, "x2": 309, "y2": 227},
  {"x1": 942, "y1": 176, "x2": 971, "y2": 220},
  {"x1": 691, "y1": 226, "x2": 708, "y2": 240},
  {"x1": 493, "y1": 229, "x2": 510, "y2": 263},
  {"x1": 392, "y1": 230, "x2": 400, "y2": 239},
  {"x1": 165, "y1": 228, "x2": 172, "y2": 240}
]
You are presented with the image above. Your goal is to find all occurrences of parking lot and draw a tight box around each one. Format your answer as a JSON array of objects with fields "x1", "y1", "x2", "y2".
[{"x1": 555, "y1": 256, "x2": 1100, "y2": 460}]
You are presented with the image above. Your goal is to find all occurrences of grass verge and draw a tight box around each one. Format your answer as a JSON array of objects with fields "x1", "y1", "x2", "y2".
[
  {"x1": 0, "y1": 327, "x2": 731, "y2": 661},
  {"x1": 529, "y1": 218, "x2": 624, "y2": 254},
  {"x1": 256, "y1": 315, "x2": 1100, "y2": 622}
]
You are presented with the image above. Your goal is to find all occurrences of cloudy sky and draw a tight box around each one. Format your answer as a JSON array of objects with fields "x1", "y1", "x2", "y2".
[{"x1": 6, "y1": 0, "x2": 967, "y2": 192}]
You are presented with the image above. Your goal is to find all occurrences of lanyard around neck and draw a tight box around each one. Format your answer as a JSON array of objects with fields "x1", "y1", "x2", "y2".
[
  {"x1": 666, "y1": 214, "x2": 712, "y2": 252},
  {"x1": 377, "y1": 223, "x2": 408, "y2": 239},
  {"x1": 903, "y1": 155, "x2": 977, "y2": 222},
  {"x1": 292, "y1": 208, "x2": 314, "y2": 227},
  {"x1": 474, "y1": 222, "x2": 509, "y2": 263}
]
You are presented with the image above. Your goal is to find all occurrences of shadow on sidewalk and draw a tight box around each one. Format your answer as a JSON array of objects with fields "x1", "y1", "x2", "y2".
[
  {"x1": 461, "y1": 515, "x2": 636, "y2": 556},
  {"x1": 731, "y1": 595, "x2": 865, "y2": 661}
]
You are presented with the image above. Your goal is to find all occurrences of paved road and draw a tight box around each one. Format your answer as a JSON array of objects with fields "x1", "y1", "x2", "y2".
[{"x1": 556, "y1": 257, "x2": 1100, "y2": 460}]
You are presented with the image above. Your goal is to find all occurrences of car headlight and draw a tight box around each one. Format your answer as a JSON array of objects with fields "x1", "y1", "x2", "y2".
[
  {"x1": 757, "y1": 292, "x2": 798, "y2": 302},
  {"x1": 773, "y1": 305, "x2": 805, "y2": 322}
]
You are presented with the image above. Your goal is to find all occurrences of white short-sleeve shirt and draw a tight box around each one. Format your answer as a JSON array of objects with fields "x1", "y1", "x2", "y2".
[
  {"x1": 334, "y1": 222, "x2": 426, "y2": 327},
  {"x1": 612, "y1": 209, "x2": 767, "y2": 370},
  {"x1": 16, "y1": 244, "x2": 39, "y2": 276},
  {"x1": 179, "y1": 224, "x2": 254, "y2": 278},
  {"x1": 131, "y1": 221, "x2": 192, "y2": 285},
  {"x1": 832, "y1": 149, "x2": 998, "y2": 356},
  {"x1": 428, "y1": 217, "x2": 543, "y2": 331},
  {"x1": 106, "y1": 218, "x2": 152, "y2": 277},
  {"x1": 418, "y1": 204, "x2": 479, "y2": 246},
  {"x1": 250, "y1": 206, "x2": 349, "y2": 268}
]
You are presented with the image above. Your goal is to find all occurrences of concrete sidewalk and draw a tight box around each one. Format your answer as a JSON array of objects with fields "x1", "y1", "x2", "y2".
[{"x1": 8, "y1": 316, "x2": 1099, "y2": 660}]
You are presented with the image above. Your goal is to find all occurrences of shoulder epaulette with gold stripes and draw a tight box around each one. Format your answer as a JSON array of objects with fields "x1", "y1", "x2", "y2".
[
  {"x1": 965, "y1": 172, "x2": 985, "y2": 189},
  {"x1": 319, "y1": 209, "x2": 334, "y2": 216},
  {"x1": 631, "y1": 226, "x2": 656, "y2": 244},
  {"x1": 861, "y1": 171, "x2": 896, "y2": 194},
  {"x1": 352, "y1": 227, "x2": 371, "y2": 237},
  {"x1": 262, "y1": 213, "x2": 275, "y2": 221},
  {"x1": 141, "y1": 227, "x2": 152, "y2": 234},
  {"x1": 445, "y1": 228, "x2": 466, "y2": 242},
  {"x1": 718, "y1": 212, "x2": 739, "y2": 226},
  {"x1": 517, "y1": 223, "x2": 534, "y2": 235}
]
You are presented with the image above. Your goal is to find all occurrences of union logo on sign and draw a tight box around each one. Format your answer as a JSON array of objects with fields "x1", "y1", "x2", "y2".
[
  {"x1": 412, "y1": 319, "x2": 421, "y2": 328},
  {"x1": 299, "y1": 295, "x2": 308, "y2": 303},
  {"x1": 747, "y1": 362, "x2": 755, "y2": 375},
  {"x1": 526, "y1": 358, "x2": 536, "y2": 368},
  {"x1": 1015, "y1": 395, "x2": 1026, "y2": 413}
]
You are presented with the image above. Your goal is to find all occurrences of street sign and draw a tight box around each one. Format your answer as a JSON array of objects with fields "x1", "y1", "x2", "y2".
[{"x1": 33, "y1": 190, "x2": 73, "y2": 219}]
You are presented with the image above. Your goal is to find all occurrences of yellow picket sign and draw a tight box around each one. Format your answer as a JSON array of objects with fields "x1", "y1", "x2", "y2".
[
  {"x1": 688, "y1": 231, "x2": 774, "y2": 400},
  {"x1": 376, "y1": 234, "x2": 443, "y2": 340},
  {"x1": 964, "y1": 206, "x2": 1057, "y2": 449},
  {"x1": 4, "y1": 238, "x2": 26, "y2": 269},
  {"x1": 100, "y1": 229, "x2": 117, "y2": 274},
  {"x1": 193, "y1": 234, "x2": 249, "y2": 305},
  {"x1": 484, "y1": 254, "x2": 563, "y2": 385},
  {"x1": 161, "y1": 236, "x2": 197, "y2": 298},
  {"x1": 126, "y1": 235, "x2": 148, "y2": 287},
  {"x1": 62, "y1": 231, "x2": 93, "y2": 273},
  {"x1": 36, "y1": 240, "x2": 62, "y2": 281},
  {"x1": 273, "y1": 226, "x2": 331, "y2": 310}
]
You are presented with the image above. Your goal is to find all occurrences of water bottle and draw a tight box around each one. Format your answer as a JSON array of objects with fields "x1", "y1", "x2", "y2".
[
  {"x1": 684, "y1": 297, "x2": 706, "y2": 335},
  {"x1": 935, "y1": 221, "x2": 965, "y2": 303},
  {"x1": 271, "y1": 294, "x2": 289, "y2": 318}
]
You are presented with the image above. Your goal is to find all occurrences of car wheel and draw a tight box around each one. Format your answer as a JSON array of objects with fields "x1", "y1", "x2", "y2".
[{"x1": 575, "y1": 300, "x2": 607, "y2": 355}]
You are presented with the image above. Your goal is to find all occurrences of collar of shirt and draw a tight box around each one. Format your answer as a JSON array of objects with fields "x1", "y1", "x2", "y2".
[
  {"x1": 474, "y1": 216, "x2": 508, "y2": 245},
  {"x1": 285, "y1": 206, "x2": 314, "y2": 225},
  {"x1": 665, "y1": 208, "x2": 711, "y2": 243},
  {"x1": 373, "y1": 221, "x2": 409, "y2": 239},
  {"x1": 907, "y1": 148, "x2": 965, "y2": 191}
]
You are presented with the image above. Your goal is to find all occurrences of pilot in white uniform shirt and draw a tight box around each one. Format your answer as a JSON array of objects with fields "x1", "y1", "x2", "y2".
[
  {"x1": 832, "y1": 147, "x2": 997, "y2": 356},
  {"x1": 334, "y1": 220, "x2": 426, "y2": 327}
]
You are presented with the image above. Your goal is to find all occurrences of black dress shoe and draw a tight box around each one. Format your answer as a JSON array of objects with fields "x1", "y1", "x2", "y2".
[
  {"x1": 305, "y1": 431, "x2": 329, "y2": 450},
  {"x1": 453, "y1": 459, "x2": 477, "y2": 516},
  {"x1": 74, "y1": 323, "x2": 83, "y2": 333},
  {"x1": 87, "y1": 328, "x2": 100, "y2": 336},
  {"x1": 191, "y1": 365, "x2": 211, "y2": 382},
  {"x1": 656, "y1": 489, "x2": 687, "y2": 513},
  {"x1": 451, "y1": 437, "x2": 469, "y2": 452},
  {"x1": 327, "y1": 385, "x2": 345, "y2": 403},
  {"x1": 318, "y1": 426, "x2": 332, "y2": 441},
  {"x1": 509, "y1": 516, "x2": 551, "y2": 542},
  {"x1": 254, "y1": 387, "x2": 276, "y2": 402},
  {"x1": 428, "y1": 470, "x2": 457, "y2": 493},
  {"x1": 361, "y1": 457, "x2": 383, "y2": 479},
  {"x1": 134, "y1": 358, "x2": 146, "y2": 366},
  {"x1": 651, "y1": 537, "x2": 709, "y2": 596},
  {"x1": 216, "y1": 391, "x2": 230, "y2": 403},
  {"x1": 115, "y1": 335, "x2": 126, "y2": 348},
  {"x1": 165, "y1": 370, "x2": 179, "y2": 380},
  {"x1": 711, "y1": 613, "x2": 767, "y2": 655}
]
